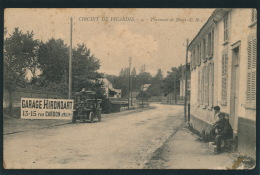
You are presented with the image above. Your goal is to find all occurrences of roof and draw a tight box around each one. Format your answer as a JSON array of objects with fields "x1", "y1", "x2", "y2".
[
  {"x1": 141, "y1": 84, "x2": 151, "y2": 91},
  {"x1": 188, "y1": 8, "x2": 231, "y2": 51},
  {"x1": 75, "y1": 90, "x2": 96, "y2": 95},
  {"x1": 102, "y1": 78, "x2": 121, "y2": 93}
]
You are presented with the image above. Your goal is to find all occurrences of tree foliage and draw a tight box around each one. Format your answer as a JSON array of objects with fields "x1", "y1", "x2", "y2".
[
  {"x1": 37, "y1": 38, "x2": 69, "y2": 84},
  {"x1": 162, "y1": 66, "x2": 182, "y2": 96},
  {"x1": 4, "y1": 28, "x2": 105, "y2": 99},
  {"x1": 4, "y1": 28, "x2": 39, "y2": 91},
  {"x1": 147, "y1": 69, "x2": 164, "y2": 96},
  {"x1": 72, "y1": 43, "x2": 104, "y2": 92}
]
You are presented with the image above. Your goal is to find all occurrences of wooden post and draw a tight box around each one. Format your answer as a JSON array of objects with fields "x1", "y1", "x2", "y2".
[{"x1": 68, "y1": 17, "x2": 73, "y2": 99}]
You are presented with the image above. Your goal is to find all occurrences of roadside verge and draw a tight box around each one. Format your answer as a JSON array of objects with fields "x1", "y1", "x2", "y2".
[{"x1": 3, "y1": 106, "x2": 154, "y2": 135}]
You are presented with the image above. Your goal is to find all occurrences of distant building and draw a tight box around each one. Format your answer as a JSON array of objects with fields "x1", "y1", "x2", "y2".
[
  {"x1": 188, "y1": 9, "x2": 256, "y2": 158},
  {"x1": 179, "y1": 64, "x2": 191, "y2": 100},
  {"x1": 141, "y1": 84, "x2": 151, "y2": 91},
  {"x1": 102, "y1": 78, "x2": 122, "y2": 98}
]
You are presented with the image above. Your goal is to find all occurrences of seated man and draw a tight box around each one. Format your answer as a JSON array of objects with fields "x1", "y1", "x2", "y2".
[
  {"x1": 210, "y1": 106, "x2": 222, "y2": 139},
  {"x1": 213, "y1": 106, "x2": 221, "y2": 124},
  {"x1": 213, "y1": 113, "x2": 233, "y2": 153}
]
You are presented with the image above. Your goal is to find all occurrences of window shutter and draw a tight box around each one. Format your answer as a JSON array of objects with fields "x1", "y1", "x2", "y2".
[
  {"x1": 205, "y1": 35, "x2": 208, "y2": 58},
  {"x1": 195, "y1": 47, "x2": 197, "y2": 66},
  {"x1": 204, "y1": 66, "x2": 209, "y2": 105},
  {"x1": 246, "y1": 34, "x2": 257, "y2": 103},
  {"x1": 224, "y1": 14, "x2": 229, "y2": 41},
  {"x1": 211, "y1": 30, "x2": 214, "y2": 55},
  {"x1": 202, "y1": 39, "x2": 205, "y2": 62},
  {"x1": 201, "y1": 67, "x2": 204, "y2": 104},
  {"x1": 211, "y1": 63, "x2": 214, "y2": 106},
  {"x1": 221, "y1": 52, "x2": 228, "y2": 104},
  {"x1": 198, "y1": 71, "x2": 200, "y2": 104},
  {"x1": 208, "y1": 64, "x2": 212, "y2": 107},
  {"x1": 196, "y1": 45, "x2": 199, "y2": 66},
  {"x1": 208, "y1": 33, "x2": 211, "y2": 57},
  {"x1": 199, "y1": 42, "x2": 201, "y2": 65},
  {"x1": 251, "y1": 9, "x2": 257, "y2": 23},
  {"x1": 190, "y1": 52, "x2": 193, "y2": 69},
  {"x1": 193, "y1": 49, "x2": 196, "y2": 68}
]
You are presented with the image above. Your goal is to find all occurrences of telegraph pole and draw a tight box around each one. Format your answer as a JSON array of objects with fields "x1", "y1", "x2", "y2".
[
  {"x1": 128, "y1": 57, "x2": 131, "y2": 109},
  {"x1": 130, "y1": 64, "x2": 133, "y2": 106},
  {"x1": 142, "y1": 83, "x2": 144, "y2": 107},
  {"x1": 184, "y1": 38, "x2": 189, "y2": 122},
  {"x1": 68, "y1": 17, "x2": 73, "y2": 99},
  {"x1": 174, "y1": 75, "x2": 177, "y2": 104}
]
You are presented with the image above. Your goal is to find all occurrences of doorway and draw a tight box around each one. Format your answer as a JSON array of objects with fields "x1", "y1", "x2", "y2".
[{"x1": 230, "y1": 45, "x2": 240, "y2": 133}]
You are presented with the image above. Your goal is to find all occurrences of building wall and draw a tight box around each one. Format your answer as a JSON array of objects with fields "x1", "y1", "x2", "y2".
[{"x1": 189, "y1": 9, "x2": 256, "y2": 158}]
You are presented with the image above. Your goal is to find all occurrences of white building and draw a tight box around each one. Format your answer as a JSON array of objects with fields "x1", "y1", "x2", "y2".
[
  {"x1": 188, "y1": 9, "x2": 256, "y2": 158},
  {"x1": 180, "y1": 64, "x2": 191, "y2": 99},
  {"x1": 102, "y1": 78, "x2": 122, "y2": 98}
]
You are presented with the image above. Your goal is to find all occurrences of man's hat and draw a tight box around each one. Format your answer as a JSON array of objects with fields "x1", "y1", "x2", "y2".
[{"x1": 213, "y1": 106, "x2": 220, "y2": 111}]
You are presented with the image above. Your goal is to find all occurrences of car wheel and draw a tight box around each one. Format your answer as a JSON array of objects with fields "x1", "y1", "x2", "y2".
[
  {"x1": 89, "y1": 112, "x2": 94, "y2": 123},
  {"x1": 98, "y1": 115, "x2": 101, "y2": 122},
  {"x1": 72, "y1": 115, "x2": 76, "y2": 123}
]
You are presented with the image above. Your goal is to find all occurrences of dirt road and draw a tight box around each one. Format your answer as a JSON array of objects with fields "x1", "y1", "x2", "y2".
[{"x1": 4, "y1": 104, "x2": 184, "y2": 169}]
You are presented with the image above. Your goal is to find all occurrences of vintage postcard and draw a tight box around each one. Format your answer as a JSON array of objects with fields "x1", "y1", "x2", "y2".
[{"x1": 3, "y1": 8, "x2": 256, "y2": 169}]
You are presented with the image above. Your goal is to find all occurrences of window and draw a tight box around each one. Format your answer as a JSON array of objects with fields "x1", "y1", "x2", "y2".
[
  {"x1": 208, "y1": 62, "x2": 214, "y2": 107},
  {"x1": 201, "y1": 67, "x2": 204, "y2": 104},
  {"x1": 211, "y1": 30, "x2": 214, "y2": 55},
  {"x1": 196, "y1": 45, "x2": 200, "y2": 65},
  {"x1": 251, "y1": 9, "x2": 257, "y2": 23},
  {"x1": 193, "y1": 49, "x2": 196, "y2": 68},
  {"x1": 246, "y1": 34, "x2": 257, "y2": 106},
  {"x1": 204, "y1": 66, "x2": 209, "y2": 105},
  {"x1": 199, "y1": 42, "x2": 202, "y2": 64},
  {"x1": 190, "y1": 51, "x2": 193, "y2": 70},
  {"x1": 197, "y1": 63, "x2": 214, "y2": 108},
  {"x1": 207, "y1": 33, "x2": 211, "y2": 57},
  {"x1": 221, "y1": 52, "x2": 228, "y2": 104},
  {"x1": 224, "y1": 14, "x2": 229, "y2": 42},
  {"x1": 211, "y1": 63, "x2": 214, "y2": 106},
  {"x1": 202, "y1": 38, "x2": 206, "y2": 62},
  {"x1": 197, "y1": 71, "x2": 200, "y2": 104}
]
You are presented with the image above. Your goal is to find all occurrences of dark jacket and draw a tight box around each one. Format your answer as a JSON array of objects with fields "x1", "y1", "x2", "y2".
[{"x1": 218, "y1": 119, "x2": 233, "y2": 138}]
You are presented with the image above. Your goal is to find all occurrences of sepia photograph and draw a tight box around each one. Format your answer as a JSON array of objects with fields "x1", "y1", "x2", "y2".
[{"x1": 3, "y1": 8, "x2": 257, "y2": 170}]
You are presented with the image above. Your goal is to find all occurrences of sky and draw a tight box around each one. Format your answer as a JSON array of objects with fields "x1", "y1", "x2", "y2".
[{"x1": 4, "y1": 8, "x2": 214, "y2": 76}]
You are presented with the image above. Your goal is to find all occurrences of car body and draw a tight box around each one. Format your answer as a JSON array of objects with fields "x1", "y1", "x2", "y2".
[{"x1": 72, "y1": 90, "x2": 102, "y2": 123}]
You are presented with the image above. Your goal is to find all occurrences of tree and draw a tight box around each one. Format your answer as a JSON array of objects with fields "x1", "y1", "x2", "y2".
[
  {"x1": 135, "y1": 71, "x2": 152, "y2": 90},
  {"x1": 162, "y1": 66, "x2": 182, "y2": 96},
  {"x1": 4, "y1": 28, "x2": 39, "y2": 108},
  {"x1": 147, "y1": 69, "x2": 164, "y2": 96},
  {"x1": 114, "y1": 68, "x2": 130, "y2": 98},
  {"x1": 131, "y1": 67, "x2": 136, "y2": 77},
  {"x1": 72, "y1": 43, "x2": 104, "y2": 93},
  {"x1": 37, "y1": 38, "x2": 69, "y2": 85},
  {"x1": 105, "y1": 74, "x2": 118, "y2": 85},
  {"x1": 131, "y1": 67, "x2": 137, "y2": 92}
]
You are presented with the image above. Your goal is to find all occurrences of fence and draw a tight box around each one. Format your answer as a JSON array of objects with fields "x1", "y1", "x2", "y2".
[
  {"x1": 161, "y1": 93, "x2": 190, "y2": 105},
  {"x1": 3, "y1": 88, "x2": 66, "y2": 109}
]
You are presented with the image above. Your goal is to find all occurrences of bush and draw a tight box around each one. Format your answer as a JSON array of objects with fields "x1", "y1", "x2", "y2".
[{"x1": 101, "y1": 98, "x2": 112, "y2": 114}]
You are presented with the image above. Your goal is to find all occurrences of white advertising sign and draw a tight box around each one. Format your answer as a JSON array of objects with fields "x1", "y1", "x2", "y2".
[{"x1": 21, "y1": 98, "x2": 74, "y2": 119}]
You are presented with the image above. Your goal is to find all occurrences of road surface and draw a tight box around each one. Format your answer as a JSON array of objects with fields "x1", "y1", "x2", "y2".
[{"x1": 4, "y1": 104, "x2": 184, "y2": 169}]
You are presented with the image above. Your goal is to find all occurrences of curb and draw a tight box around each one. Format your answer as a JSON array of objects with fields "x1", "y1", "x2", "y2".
[{"x1": 140, "y1": 118, "x2": 185, "y2": 168}]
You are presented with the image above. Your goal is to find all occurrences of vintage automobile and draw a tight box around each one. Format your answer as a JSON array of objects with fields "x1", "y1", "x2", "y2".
[{"x1": 72, "y1": 89, "x2": 102, "y2": 123}]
